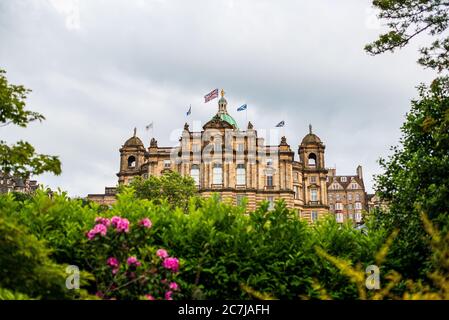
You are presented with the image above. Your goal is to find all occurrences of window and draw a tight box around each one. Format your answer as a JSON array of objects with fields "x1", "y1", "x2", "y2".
[
  {"x1": 267, "y1": 196, "x2": 274, "y2": 210},
  {"x1": 266, "y1": 173, "x2": 273, "y2": 187},
  {"x1": 310, "y1": 189, "x2": 318, "y2": 201},
  {"x1": 336, "y1": 213, "x2": 344, "y2": 223},
  {"x1": 128, "y1": 156, "x2": 136, "y2": 168},
  {"x1": 294, "y1": 172, "x2": 299, "y2": 182},
  {"x1": 311, "y1": 211, "x2": 318, "y2": 222},
  {"x1": 237, "y1": 143, "x2": 244, "y2": 153},
  {"x1": 308, "y1": 153, "x2": 317, "y2": 166},
  {"x1": 310, "y1": 176, "x2": 316, "y2": 183},
  {"x1": 236, "y1": 194, "x2": 246, "y2": 206},
  {"x1": 326, "y1": 176, "x2": 329, "y2": 182},
  {"x1": 329, "y1": 204, "x2": 334, "y2": 211},
  {"x1": 348, "y1": 213, "x2": 354, "y2": 220},
  {"x1": 351, "y1": 183, "x2": 358, "y2": 189},
  {"x1": 355, "y1": 202, "x2": 362, "y2": 210},
  {"x1": 348, "y1": 193, "x2": 352, "y2": 201},
  {"x1": 294, "y1": 185, "x2": 299, "y2": 199},
  {"x1": 214, "y1": 141, "x2": 222, "y2": 152},
  {"x1": 164, "y1": 160, "x2": 171, "y2": 169},
  {"x1": 142, "y1": 173, "x2": 148, "y2": 179},
  {"x1": 336, "y1": 193, "x2": 341, "y2": 201},
  {"x1": 348, "y1": 203, "x2": 353, "y2": 210},
  {"x1": 335, "y1": 203, "x2": 343, "y2": 211},
  {"x1": 192, "y1": 144, "x2": 200, "y2": 153},
  {"x1": 355, "y1": 193, "x2": 360, "y2": 201},
  {"x1": 190, "y1": 164, "x2": 200, "y2": 185},
  {"x1": 236, "y1": 164, "x2": 246, "y2": 185},
  {"x1": 266, "y1": 158, "x2": 273, "y2": 166},
  {"x1": 340, "y1": 176, "x2": 347, "y2": 182},
  {"x1": 355, "y1": 212, "x2": 362, "y2": 222},
  {"x1": 329, "y1": 194, "x2": 333, "y2": 201},
  {"x1": 213, "y1": 163, "x2": 223, "y2": 184}
]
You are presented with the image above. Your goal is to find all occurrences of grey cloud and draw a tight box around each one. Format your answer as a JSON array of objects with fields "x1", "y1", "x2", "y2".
[{"x1": 0, "y1": 0, "x2": 436, "y2": 195}]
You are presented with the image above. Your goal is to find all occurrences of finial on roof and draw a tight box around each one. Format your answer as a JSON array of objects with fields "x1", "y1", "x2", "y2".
[
  {"x1": 133, "y1": 127, "x2": 137, "y2": 137},
  {"x1": 309, "y1": 124, "x2": 312, "y2": 134},
  {"x1": 184, "y1": 122, "x2": 189, "y2": 131},
  {"x1": 248, "y1": 121, "x2": 254, "y2": 129},
  {"x1": 221, "y1": 89, "x2": 225, "y2": 98}
]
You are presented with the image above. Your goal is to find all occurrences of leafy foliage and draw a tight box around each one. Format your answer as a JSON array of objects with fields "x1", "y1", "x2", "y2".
[
  {"x1": 0, "y1": 200, "x2": 93, "y2": 299},
  {"x1": 0, "y1": 68, "x2": 61, "y2": 178},
  {"x1": 117, "y1": 171, "x2": 197, "y2": 211},
  {"x1": 366, "y1": 0, "x2": 449, "y2": 72},
  {"x1": 374, "y1": 77, "x2": 449, "y2": 278}
]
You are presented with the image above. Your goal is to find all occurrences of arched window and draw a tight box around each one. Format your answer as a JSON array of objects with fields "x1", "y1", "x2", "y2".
[
  {"x1": 308, "y1": 153, "x2": 317, "y2": 166},
  {"x1": 236, "y1": 164, "x2": 246, "y2": 185},
  {"x1": 213, "y1": 163, "x2": 223, "y2": 184},
  {"x1": 128, "y1": 156, "x2": 136, "y2": 168},
  {"x1": 190, "y1": 164, "x2": 200, "y2": 186}
]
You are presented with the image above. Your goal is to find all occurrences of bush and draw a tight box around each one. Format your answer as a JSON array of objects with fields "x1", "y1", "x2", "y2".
[{"x1": 0, "y1": 187, "x2": 391, "y2": 300}]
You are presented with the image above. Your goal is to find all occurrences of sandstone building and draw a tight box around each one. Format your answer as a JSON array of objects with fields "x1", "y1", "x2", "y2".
[
  {"x1": 88, "y1": 91, "x2": 368, "y2": 224},
  {"x1": 0, "y1": 172, "x2": 38, "y2": 194},
  {"x1": 327, "y1": 166, "x2": 367, "y2": 224}
]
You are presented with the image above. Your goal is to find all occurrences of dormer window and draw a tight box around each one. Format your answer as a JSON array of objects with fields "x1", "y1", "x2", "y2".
[{"x1": 164, "y1": 160, "x2": 171, "y2": 169}]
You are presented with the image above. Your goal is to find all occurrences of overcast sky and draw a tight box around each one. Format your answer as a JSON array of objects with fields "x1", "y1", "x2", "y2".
[{"x1": 0, "y1": 0, "x2": 435, "y2": 196}]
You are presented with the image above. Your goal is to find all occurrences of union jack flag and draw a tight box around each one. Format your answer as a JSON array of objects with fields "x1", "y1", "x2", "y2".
[{"x1": 204, "y1": 88, "x2": 219, "y2": 103}]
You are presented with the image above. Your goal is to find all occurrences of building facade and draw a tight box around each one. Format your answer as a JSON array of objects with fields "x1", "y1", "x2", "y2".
[
  {"x1": 326, "y1": 166, "x2": 367, "y2": 224},
  {"x1": 88, "y1": 91, "x2": 372, "y2": 224},
  {"x1": 0, "y1": 172, "x2": 38, "y2": 194},
  {"x1": 89, "y1": 91, "x2": 333, "y2": 223}
]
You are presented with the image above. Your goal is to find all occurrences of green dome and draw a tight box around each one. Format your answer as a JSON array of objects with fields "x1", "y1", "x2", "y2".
[{"x1": 220, "y1": 113, "x2": 238, "y2": 128}]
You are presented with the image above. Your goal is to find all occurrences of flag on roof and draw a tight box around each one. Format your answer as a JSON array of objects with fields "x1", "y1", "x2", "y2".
[
  {"x1": 204, "y1": 88, "x2": 219, "y2": 103},
  {"x1": 145, "y1": 122, "x2": 153, "y2": 130},
  {"x1": 186, "y1": 105, "x2": 191, "y2": 116},
  {"x1": 237, "y1": 104, "x2": 247, "y2": 112},
  {"x1": 275, "y1": 121, "x2": 285, "y2": 127}
]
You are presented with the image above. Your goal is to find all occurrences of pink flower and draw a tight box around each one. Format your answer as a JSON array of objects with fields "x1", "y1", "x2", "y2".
[
  {"x1": 116, "y1": 218, "x2": 130, "y2": 233},
  {"x1": 87, "y1": 230, "x2": 96, "y2": 240},
  {"x1": 86, "y1": 223, "x2": 108, "y2": 240},
  {"x1": 156, "y1": 249, "x2": 169, "y2": 259},
  {"x1": 162, "y1": 257, "x2": 179, "y2": 273},
  {"x1": 139, "y1": 218, "x2": 152, "y2": 228},
  {"x1": 127, "y1": 256, "x2": 141, "y2": 267},
  {"x1": 145, "y1": 294, "x2": 155, "y2": 300},
  {"x1": 169, "y1": 282, "x2": 179, "y2": 291},
  {"x1": 95, "y1": 217, "x2": 111, "y2": 227},
  {"x1": 93, "y1": 223, "x2": 107, "y2": 236},
  {"x1": 107, "y1": 257, "x2": 119, "y2": 268},
  {"x1": 112, "y1": 268, "x2": 119, "y2": 275},
  {"x1": 165, "y1": 291, "x2": 173, "y2": 300},
  {"x1": 96, "y1": 291, "x2": 104, "y2": 298},
  {"x1": 111, "y1": 216, "x2": 121, "y2": 226}
]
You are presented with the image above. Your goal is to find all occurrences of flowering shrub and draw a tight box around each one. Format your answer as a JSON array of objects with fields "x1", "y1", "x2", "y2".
[{"x1": 85, "y1": 216, "x2": 181, "y2": 300}]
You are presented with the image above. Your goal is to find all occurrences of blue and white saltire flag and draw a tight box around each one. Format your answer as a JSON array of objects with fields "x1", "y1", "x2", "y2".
[
  {"x1": 275, "y1": 121, "x2": 285, "y2": 127},
  {"x1": 237, "y1": 104, "x2": 247, "y2": 112},
  {"x1": 186, "y1": 105, "x2": 192, "y2": 116}
]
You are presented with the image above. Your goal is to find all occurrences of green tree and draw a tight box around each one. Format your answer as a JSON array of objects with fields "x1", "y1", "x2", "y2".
[
  {"x1": 366, "y1": 0, "x2": 449, "y2": 72},
  {"x1": 0, "y1": 69, "x2": 61, "y2": 178},
  {"x1": 374, "y1": 77, "x2": 449, "y2": 278},
  {"x1": 118, "y1": 171, "x2": 197, "y2": 211}
]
